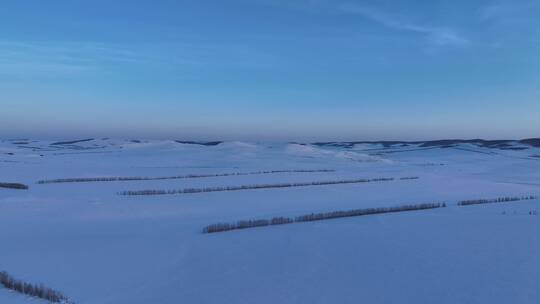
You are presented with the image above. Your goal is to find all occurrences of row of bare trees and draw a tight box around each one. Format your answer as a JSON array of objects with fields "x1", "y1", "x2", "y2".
[
  {"x1": 119, "y1": 177, "x2": 403, "y2": 196},
  {"x1": 0, "y1": 182, "x2": 28, "y2": 190},
  {"x1": 399, "y1": 176, "x2": 419, "y2": 180},
  {"x1": 458, "y1": 195, "x2": 537, "y2": 206},
  {"x1": 203, "y1": 203, "x2": 444, "y2": 233},
  {"x1": 36, "y1": 169, "x2": 336, "y2": 184},
  {"x1": 0, "y1": 271, "x2": 70, "y2": 303}
]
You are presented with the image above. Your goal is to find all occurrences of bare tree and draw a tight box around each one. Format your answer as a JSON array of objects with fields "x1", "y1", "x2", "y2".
[
  {"x1": 119, "y1": 177, "x2": 417, "y2": 196},
  {"x1": 0, "y1": 182, "x2": 29, "y2": 190},
  {"x1": 0, "y1": 271, "x2": 71, "y2": 303},
  {"x1": 203, "y1": 203, "x2": 444, "y2": 233},
  {"x1": 458, "y1": 195, "x2": 537, "y2": 206},
  {"x1": 37, "y1": 169, "x2": 336, "y2": 184}
]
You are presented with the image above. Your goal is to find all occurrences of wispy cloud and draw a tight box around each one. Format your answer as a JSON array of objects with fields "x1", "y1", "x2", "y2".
[
  {"x1": 478, "y1": 1, "x2": 540, "y2": 49},
  {"x1": 0, "y1": 63, "x2": 92, "y2": 77},
  {"x1": 0, "y1": 41, "x2": 158, "y2": 77},
  {"x1": 257, "y1": 0, "x2": 469, "y2": 48},
  {"x1": 338, "y1": 3, "x2": 469, "y2": 47},
  {"x1": 480, "y1": 1, "x2": 539, "y2": 21},
  {"x1": 0, "y1": 39, "x2": 277, "y2": 79}
]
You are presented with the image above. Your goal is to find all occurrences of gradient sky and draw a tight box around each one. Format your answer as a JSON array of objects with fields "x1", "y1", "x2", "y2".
[{"x1": 1, "y1": 0, "x2": 539, "y2": 141}]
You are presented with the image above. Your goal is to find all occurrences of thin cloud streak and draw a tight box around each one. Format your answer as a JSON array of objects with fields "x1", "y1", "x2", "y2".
[
  {"x1": 338, "y1": 3, "x2": 469, "y2": 47},
  {"x1": 0, "y1": 39, "x2": 276, "y2": 78},
  {"x1": 480, "y1": 0, "x2": 540, "y2": 21},
  {"x1": 0, "y1": 41, "x2": 152, "y2": 64},
  {"x1": 0, "y1": 40, "x2": 155, "y2": 76}
]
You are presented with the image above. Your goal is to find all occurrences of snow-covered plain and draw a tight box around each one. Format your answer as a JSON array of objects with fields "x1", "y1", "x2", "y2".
[{"x1": 1, "y1": 138, "x2": 539, "y2": 303}]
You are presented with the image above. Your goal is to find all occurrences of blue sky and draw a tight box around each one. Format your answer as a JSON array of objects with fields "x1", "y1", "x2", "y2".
[{"x1": 1, "y1": 0, "x2": 539, "y2": 140}]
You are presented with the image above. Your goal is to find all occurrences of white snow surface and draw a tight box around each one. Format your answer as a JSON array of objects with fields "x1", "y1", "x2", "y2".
[{"x1": 1, "y1": 139, "x2": 540, "y2": 303}]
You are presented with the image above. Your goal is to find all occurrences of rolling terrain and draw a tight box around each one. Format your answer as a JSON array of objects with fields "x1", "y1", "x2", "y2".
[{"x1": 1, "y1": 138, "x2": 539, "y2": 304}]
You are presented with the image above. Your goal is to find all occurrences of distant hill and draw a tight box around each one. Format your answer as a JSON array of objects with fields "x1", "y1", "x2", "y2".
[
  {"x1": 520, "y1": 138, "x2": 540, "y2": 147},
  {"x1": 313, "y1": 138, "x2": 540, "y2": 149},
  {"x1": 175, "y1": 140, "x2": 222, "y2": 146},
  {"x1": 51, "y1": 138, "x2": 94, "y2": 145}
]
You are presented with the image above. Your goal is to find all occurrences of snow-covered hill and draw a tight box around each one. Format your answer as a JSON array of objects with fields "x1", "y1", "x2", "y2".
[{"x1": 1, "y1": 139, "x2": 539, "y2": 303}]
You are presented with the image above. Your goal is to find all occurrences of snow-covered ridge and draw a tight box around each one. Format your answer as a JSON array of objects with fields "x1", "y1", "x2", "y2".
[
  {"x1": 313, "y1": 138, "x2": 540, "y2": 149},
  {"x1": 2, "y1": 138, "x2": 539, "y2": 154}
]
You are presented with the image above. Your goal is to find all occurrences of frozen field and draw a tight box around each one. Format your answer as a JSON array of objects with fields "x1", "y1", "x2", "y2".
[{"x1": 1, "y1": 138, "x2": 540, "y2": 303}]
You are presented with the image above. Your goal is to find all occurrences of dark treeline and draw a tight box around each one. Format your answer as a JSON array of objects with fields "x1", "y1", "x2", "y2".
[
  {"x1": 203, "y1": 203, "x2": 444, "y2": 233},
  {"x1": 0, "y1": 182, "x2": 29, "y2": 190},
  {"x1": 0, "y1": 271, "x2": 71, "y2": 303},
  {"x1": 458, "y1": 195, "x2": 537, "y2": 206},
  {"x1": 37, "y1": 169, "x2": 336, "y2": 184},
  {"x1": 50, "y1": 138, "x2": 94, "y2": 145},
  {"x1": 119, "y1": 177, "x2": 409, "y2": 196}
]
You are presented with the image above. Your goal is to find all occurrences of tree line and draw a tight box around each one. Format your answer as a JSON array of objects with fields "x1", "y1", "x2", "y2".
[
  {"x1": 0, "y1": 271, "x2": 71, "y2": 303},
  {"x1": 458, "y1": 195, "x2": 537, "y2": 206},
  {"x1": 118, "y1": 177, "x2": 409, "y2": 196},
  {"x1": 0, "y1": 182, "x2": 29, "y2": 190},
  {"x1": 37, "y1": 169, "x2": 336, "y2": 184},
  {"x1": 203, "y1": 203, "x2": 444, "y2": 233}
]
